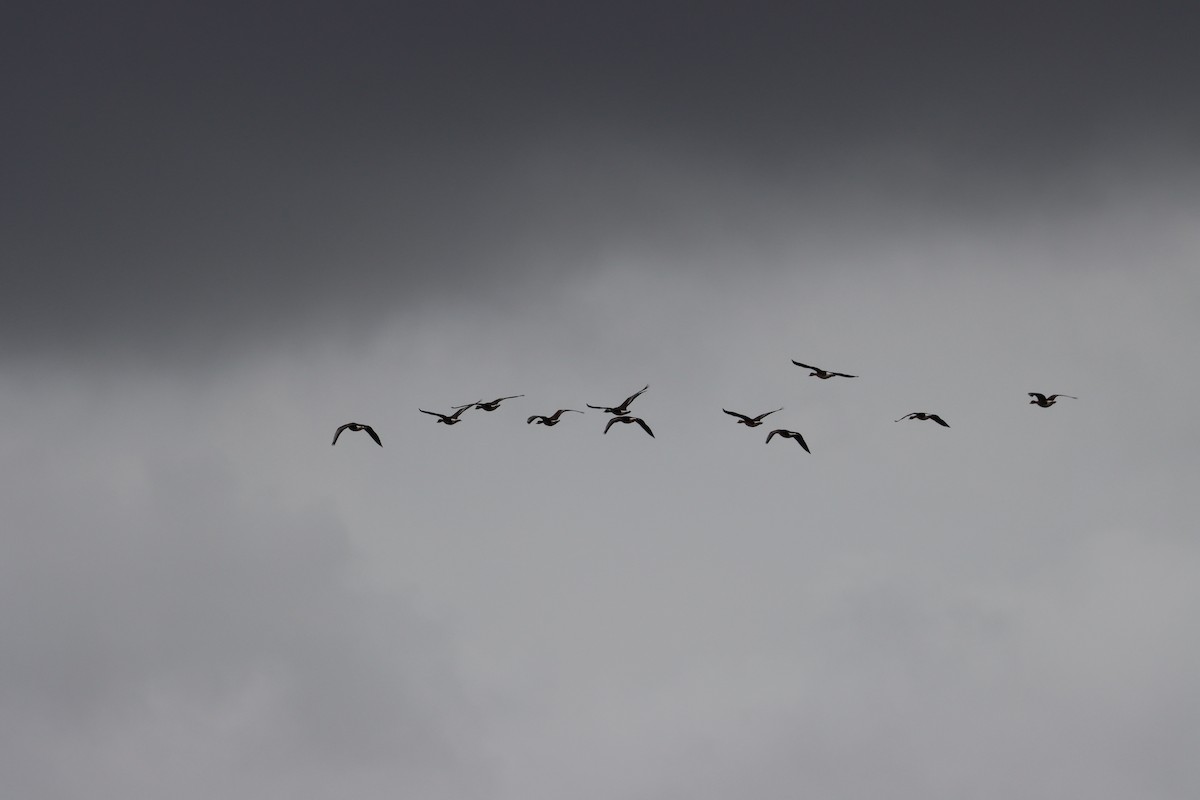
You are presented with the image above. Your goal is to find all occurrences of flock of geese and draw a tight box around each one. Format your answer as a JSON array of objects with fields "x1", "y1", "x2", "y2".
[{"x1": 332, "y1": 359, "x2": 1077, "y2": 451}]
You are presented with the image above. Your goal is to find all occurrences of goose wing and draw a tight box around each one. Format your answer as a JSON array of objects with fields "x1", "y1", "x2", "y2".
[
  {"x1": 332, "y1": 423, "x2": 351, "y2": 445},
  {"x1": 751, "y1": 407, "x2": 783, "y2": 422},
  {"x1": 419, "y1": 409, "x2": 446, "y2": 420},
  {"x1": 603, "y1": 416, "x2": 622, "y2": 434},
  {"x1": 790, "y1": 360, "x2": 818, "y2": 371},
  {"x1": 723, "y1": 409, "x2": 753, "y2": 423},
  {"x1": 621, "y1": 385, "x2": 649, "y2": 406},
  {"x1": 928, "y1": 414, "x2": 950, "y2": 427},
  {"x1": 1050, "y1": 394, "x2": 1077, "y2": 400},
  {"x1": 792, "y1": 432, "x2": 811, "y2": 453},
  {"x1": 1028, "y1": 393, "x2": 1049, "y2": 402},
  {"x1": 362, "y1": 425, "x2": 382, "y2": 446},
  {"x1": 765, "y1": 429, "x2": 784, "y2": 443},
  {"x1": 633, "y1": 417, "x2": 655, "y2": 438}
]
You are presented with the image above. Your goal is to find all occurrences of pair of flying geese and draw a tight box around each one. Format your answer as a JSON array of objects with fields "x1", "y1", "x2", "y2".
[{"x1": 332, "y1": 361, "x2": 1076, "y2": 446}]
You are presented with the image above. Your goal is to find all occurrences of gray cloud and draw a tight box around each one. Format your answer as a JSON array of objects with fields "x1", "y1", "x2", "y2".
[
  {"x1": 3, "y1": 4, "x2": 1199, "y2": 798},
  {"x1": 5, "y1": 2, "x2": 1200, "y2": 358}
]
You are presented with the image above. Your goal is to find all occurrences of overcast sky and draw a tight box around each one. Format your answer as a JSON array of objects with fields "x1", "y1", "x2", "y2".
[{"x1": 3, "y1": 3, "x2": 1199, "y2": 798}]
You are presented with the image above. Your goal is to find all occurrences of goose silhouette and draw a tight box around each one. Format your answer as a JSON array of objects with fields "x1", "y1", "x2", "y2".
[
  {"x1": 895, "y1": 412, "x2": 949, "y2": 427},
  {"x1": 1028, "y1": 393, "x2": 1077, "y2": 407},
  {"x1": 723, "y1": 407, "x2": 783, "y2": 427},
  {"x1": 419, "y1": 406, "x2": 470, "y2": 425},
  {"x1": 454, "y1": 395, "x2": 524, "y2": 412},
  {"x1": 603, "y1": 415, "x2": 655, "y2": 438},
  {"x1": 765, "y1": 429, "x2": 810, "y2": 452},
  {"x1": 791, "y1": 360, "x2": 856, "y2": 379},
  {"x1": 588, "y1": 385, "x2": 649, "y2": 415},
  {"x1": 332, "y1": 422, "x2": 382, "y2": 446},
  {"x1": 527, "y1": 409, "x2": 584, "y2": 426}
]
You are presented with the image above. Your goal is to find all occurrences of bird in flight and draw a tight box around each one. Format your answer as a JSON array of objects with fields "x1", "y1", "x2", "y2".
[
  {"x1": 1028, "y1": 393, "x2": 1077, "y2": 407},
  {"x1": 895, "y1": 412, "x2": 950, "y2": 427},
  {"x1": 454, "y1": 395, "x2": 524, "y2": 412},
  {"x1": 419, "y1": 406, "x2": 471, "y2": 425},
  {"x1": 527, "y1": 409, "x2": 584, "y2": 426},
  {"x1": 332, "y1": 422, "x2": 382, "y2": 446},
  {"x1": 765, "y1": 429, "x2": 810, "y2": 452},
  {"x1": 791, "y1": 360, "x2": 857, "y2": 379},
  {"x1": 723, "y1": 407, "x2": 783, "y2": 427},
  {"x1": 603, "y1": 415, "x2": 655, "y2": 438},
  {"x1": 588, "y1": 384, "x2": 649, "y2": 415}
]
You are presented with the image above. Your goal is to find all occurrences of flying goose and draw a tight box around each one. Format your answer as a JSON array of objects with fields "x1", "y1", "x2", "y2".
[
  {"x1": 1029, "y1": 393, "x2": 1077, "y2": 407},
  {"x1": 332, "y1": 422, "x2": 382, "y2": 446},
  {"x1": 527, "y1": 409, "x2": 584, "y2": 426},
  {"x1": 895, "y1": 412, "x2": 950, "y2": 427},
  {"x1": 765, "y1": 429, "x2": 811, "y2": 452},
  {"x1": 419, "y1": 406, "x2": 471, "y2": 425},
  {"x1": 454, "y1": 395, "x2": 524, "y2": 412},
  {"x1": 723, "y1": 407, "x2": 783, "y2": 427},
  {"x1": 791, "y1": 360, "x2": 857, "y2": 379},
  {"x1": 603, "y1": 415, "x2": 655, "y2": 438},
  {"x1": 587, "y1": 384, "x2": 649, "y2": 415}
]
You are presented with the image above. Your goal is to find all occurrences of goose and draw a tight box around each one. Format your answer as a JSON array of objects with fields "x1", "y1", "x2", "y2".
[
  {"x1": 332, "y1": 422, "x2": 382, "y2": 446},
  {"x1": 527, "y1": 409, "x2": 584, "y2": 426},
  {"x1": 454, "y1": 395, "x2": 524, "y2": 412},
  {"x1": 895, "y1": 412, "x2": 950, "y2": 427},
  {"x1": 587, "y1": 384, "x2": 649, "y2": 415},
  {"x1": 603, "y1": 415, "x2": 655, "y2": 438},
  {"x1": 419, "y1": 406, "x2": 471, "y2": 425},
  {"x1": 765, "y1": 429, "x2": 810, "y2": 452},
  {"x1": 1029, "y1": 393, "x2": 1077, "y2": 407},
  {"x1": 791, "y1": 360, "x2": 857, "y2": 379},
  {"x1": 723, "y1": 407, "x2": 783, "y2": 427}
]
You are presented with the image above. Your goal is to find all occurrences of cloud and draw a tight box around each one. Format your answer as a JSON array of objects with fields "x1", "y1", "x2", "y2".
[{"x1": 0, "y1": 441, "x2": 480, "y2": 799}]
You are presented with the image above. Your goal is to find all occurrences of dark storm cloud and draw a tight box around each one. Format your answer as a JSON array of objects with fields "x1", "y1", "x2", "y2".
[{"x1": 5, "y1": 1, "x2": 1199, "y2": 356}]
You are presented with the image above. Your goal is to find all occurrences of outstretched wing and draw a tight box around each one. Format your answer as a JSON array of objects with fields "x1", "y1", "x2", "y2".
[
  {"x1": 586, "y1": 403, "x2": 610, "y2": 411},
  {"x1": 894, "y1": 413, "x2": 916, "y2": 422},
  {"x1": 621, "y1": 384, "x2": 649, "y2": 406},
  {"x1": 792, "y1": 432, "x2": 811, "y2": 453},
  {"x1": 603, "y1": 416, "x2": 621, "y2": 434},
  {"x1": 751, "y1": 407, "x2": 783, "y2": 422},
  {"x1": 361, "y1": 425, "x2": 382, "y2": 446},
  {"x1": 723, "y1": 409, "x2": 752, "y2": 423},
  {"x1": 332, "y1": 423, "x2": 351, "y2": 445},
  {"x1": 765, "y1": 429, "x2": 782, "y2": 443},
  {"x1": 929, "y1": 414, "x2": 950, "y2": 427},
  {"x1": 1028, "y1": 393, "x2": 1048, "y2": 402},
  {"x1": 493, "y1": 395, "x2": 524, "y2": 403},
  {"x1": 633, "y1": 417, "x2": 655, "y2": 438},
  {"x1": 452, "y1": 400, "x2": 479, "y2": 410},
  {"x1": 790, "y1": 360, "x2": 818, "y2": 371},
  {"x1": 828, "y1": 371, "x2": 857, "y2": 378},
  {"x1": 1050, "y1": 394, "x2": 1077, "y2": 401},
  {"x1": 419, "y1": 409, "x2": 445, "y2": 420},
  {"x1": 449, "y1": 405, "x2": 471, "y2": 420}
]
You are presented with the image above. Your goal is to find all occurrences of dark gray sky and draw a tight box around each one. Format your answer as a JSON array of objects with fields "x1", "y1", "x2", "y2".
[
  {"x1": 3, "y1": 4, "x2": 1199, "y2": 799},
  {"x1": 5, "y1": 1, "x2": 1200, "y2": 357}
]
